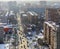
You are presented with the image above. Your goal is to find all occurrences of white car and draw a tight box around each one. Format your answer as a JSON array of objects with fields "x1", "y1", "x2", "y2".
[
  {"x1": 10, "y1": 38, "x2": 15, "y2": 42},
  {"x1": 32, "y1": 36, "x2": 38, "y2": 41},
  {"x1": 35, "y1": 33, "x2": 44, "y2": 39},
  {"x1": 33, "y1": 42, "x2": 37, "y2": 45},
  {"x1": 27, "y1": 36, "x2": 32, "y2": 40}
]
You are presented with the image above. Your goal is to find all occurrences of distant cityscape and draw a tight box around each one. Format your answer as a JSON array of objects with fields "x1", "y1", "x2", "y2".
[{"x1": 0, "y1": 1, "x2": 60, "y2": 49}]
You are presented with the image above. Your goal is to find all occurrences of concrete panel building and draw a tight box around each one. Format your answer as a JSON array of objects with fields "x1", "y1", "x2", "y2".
[
  {"x1": 44, "y1": 21, "x2": 60, "y2": 49},
  {"x1": 45, "y1": 8, "x2": 60, "y2": 24},
  {"x1": 21, "y1": 13, "x2": 29, "y2": 24},
  {"x1": 17, "y1": 13, "x2": 28, "y2": 49},
  {"x1": 27, "y1": 11, "x2": 38, "y2": 24}
]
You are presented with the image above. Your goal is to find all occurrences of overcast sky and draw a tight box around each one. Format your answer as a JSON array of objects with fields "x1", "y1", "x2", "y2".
[{"x1": 0, "y1": 0, "x2": 60, "y2": 2}]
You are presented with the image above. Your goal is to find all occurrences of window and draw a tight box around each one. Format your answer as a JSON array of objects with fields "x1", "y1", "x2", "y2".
[
  {"x1": 21, "y1": 34, "x2": 22, "y2": 35},
  {"x1": 24, "y1": 45, "x2": 25, "y2": 48},
  {"x1": 49, "y1": 27, "x2": 51, "y2": 45},
  {"x1": 23, "y1": 40, "x2": 25, "y2": 42},
  {"x1": 19, "y1": 32, "x2": 20, "y2": 34},
  {"x1": 20, "y1": 37, "x2": 21, "y2": 40},
  {"x1": 21, "y1": 46, "x2": 23, "y2": 48},
  {"x1": 45, "y1": 24, "x2": 47, "y2": 40},
  {"x1": 27, "y1": 45, "x2": 29, "y2": 47},
  {"x1": 21, "y1": 41, "x2": 22, "y2": 44}
]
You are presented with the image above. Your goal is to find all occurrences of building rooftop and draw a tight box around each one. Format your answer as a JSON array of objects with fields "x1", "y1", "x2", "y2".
[
  {"x1": 20, "y1": 11, "x2": 25, "y2": 14},
  {"x1": 27, "y1": 11, "x2": 38, "y2": 16},
  {"x1": 44, "y1": 21, "x2": 59, "y2": 30},
  {"x1": 9, "y1": 11, "x2": 15, "y2": 16},
  {"x1": 22, "y1": 14, "x2": 27, "y2": 17},
  {"x1": 0, "y1": 44, "x2": 9, "y2": 49},
  {"x1": 0, "y1": 23, "x2": 7, "y2": 27},
  {"x1": 5, "y1": 12, "x2": 9, "y2": 17}
]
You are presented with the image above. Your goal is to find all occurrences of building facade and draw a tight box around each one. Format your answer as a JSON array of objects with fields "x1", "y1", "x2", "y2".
[
  {"x1": 44, "y1": 21, "x2": 60, "y2": 49},
  {"x1": 27, "y1": 11, "x2": 38, "y2": 24},
  {"x1": 17, "y1": 13, "x2": 28, "y2": 49},
  {"x1": 45, "y1": 8, "x2": 60, "y2": 24}
]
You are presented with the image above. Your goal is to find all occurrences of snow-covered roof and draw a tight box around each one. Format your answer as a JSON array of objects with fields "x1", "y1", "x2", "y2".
[
  {"x1": 27, "y1": 11, "x2": 38, "y2": 16},
  {"x1": 9, "y1": 11, "x2": 15, "y2": 16},
  {"x1": 20, "y1": 11, "x2": 25, "y2": 14},
  {"x1": 44, "y1": 22, "x2": 55, "y2": 30},
  {"x1": 0, "y1": 23, "x2": 7, "y2": 27},
  {"x1": 0, "y1": 44, "x2": 9, "y2": 49},
  {"x1": 45, "y1": 21, "x2": 59, "y2": 30},
  {"x1": 22, "y1": 14, "x2": 27, "y2": 17},
  {"x1": 3, "y1": 24, "x2": 13, "y2": 28},
  {"x1": 28, "y1": 11, "x2": 34, "y2": 15},
  {"x1": 5, "y1": 12, "x2": 9, "y2": 17}
]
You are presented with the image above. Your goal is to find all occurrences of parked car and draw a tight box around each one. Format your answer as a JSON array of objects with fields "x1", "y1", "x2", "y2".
[
  {"x1": 26, "y1": 32, "x2": 33, "y2": 37},
  {"x1": 35, "y1": 33, "x2": 44, "y2": 39}
]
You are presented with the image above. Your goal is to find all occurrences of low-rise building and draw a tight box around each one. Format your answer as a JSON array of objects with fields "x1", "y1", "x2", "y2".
[{"x1": 0, "y1": 44, "x2": 9, "y2": 49}]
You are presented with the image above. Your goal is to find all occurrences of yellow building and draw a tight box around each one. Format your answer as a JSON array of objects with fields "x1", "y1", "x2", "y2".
[{"x1": 17, "y1": 13, "x2": 28, "y2": 49}]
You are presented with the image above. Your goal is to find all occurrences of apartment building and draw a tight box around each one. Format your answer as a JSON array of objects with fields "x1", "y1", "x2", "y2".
[
  {"x1": 44, "y1": 21, "x2": 60, "y2": 49},
  {"x1": 27, "y1": 11, "x2": 38, "y2": 24},
  {"x1": 45, "y1": 8, "x2": 60, "y2": 24},
  {"x1": 21, "y1": 13, "x2": 29, "y2": 24},
  {"x1": 8, "y1": 11, "x2": 17, "y2": 24},
  {"x1": 17, "y1": 30, "x2": 28, "y2": 49},
  {"x1": 17, "y1": 13, "x2": 28, "y2": 49}
]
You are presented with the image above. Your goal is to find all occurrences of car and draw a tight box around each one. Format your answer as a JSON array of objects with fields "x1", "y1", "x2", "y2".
[
  {"x1": 35, "y1": 33, "x2": 44, "y2": 39},
  {"x1": 26, "y1": 32, "x2": 33, "y2": 37},
  {"x1": 38, "y1": 33, "x2": 44, "y2": 39},
  {"x1": 40, "y1": 29, "x2": 44, "y2": 33},
  {"x1": 27, "y1": 27, "x2": 32, "y2": 32},
  {"x1": 31, "y1": 24, "x2": 36, "y2": 31},
  {"x1": 27, "y1": 36, "x2": 32, "y2": 40},
  {"x1": 32, "y1": 36, "x2": 38, "y2": 41},
  {"x1": 33, "y1": 42, "x2": 37, "y2": 45}
]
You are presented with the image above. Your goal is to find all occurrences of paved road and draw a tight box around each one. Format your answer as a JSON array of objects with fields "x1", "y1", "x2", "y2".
[{"x1": 17, "y1": 13, "x2": 28, "y2": 49}]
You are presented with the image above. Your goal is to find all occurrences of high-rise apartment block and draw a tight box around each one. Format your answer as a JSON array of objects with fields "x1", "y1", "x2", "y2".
[
  {"x1": 44, "y1": 21, "x2": 60, "y2": 49},
  {"x1": 45, "y1": 8, "x2": 60, "y2": 24}
]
